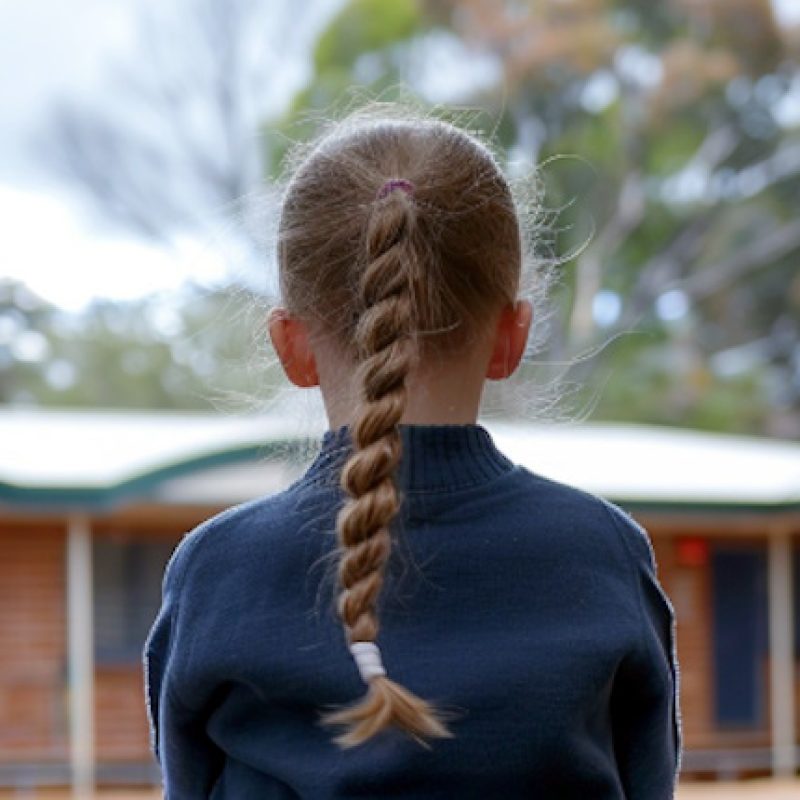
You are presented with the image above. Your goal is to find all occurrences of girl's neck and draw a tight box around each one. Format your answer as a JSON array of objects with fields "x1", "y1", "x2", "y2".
[{"x1": 320, "y1": 356, "x2": 489, "y2": 429}]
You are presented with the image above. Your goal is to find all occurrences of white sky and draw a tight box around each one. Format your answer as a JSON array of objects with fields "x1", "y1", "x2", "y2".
[
  {"x1": 774, "y1": 0, "x2": 800, "y2": 26},
  {"x1": 0, "y1": 0, "x2": 341, "y2": 311},
  {"x1": 0, "y1": 183, "x2": 232, "y2": 309},
  {"x1": 0, "y1": 0, "x2": 157, "y2": 309},
  {"x1": 0, "y1": 0, "x2": 798, "y2": 312}
]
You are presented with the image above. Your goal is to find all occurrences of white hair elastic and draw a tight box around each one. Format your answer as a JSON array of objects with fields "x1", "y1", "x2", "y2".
[{"x1": 349, "y1": 641, "x2": 386, "y2": 683}]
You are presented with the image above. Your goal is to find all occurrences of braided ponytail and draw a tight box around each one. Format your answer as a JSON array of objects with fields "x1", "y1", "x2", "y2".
[
  {"x1": 277, "y1": 112, "x2": 524, "y2": 750},
  {"x1": 319, "y1": 183, "x2": 453, "y2": 748}
]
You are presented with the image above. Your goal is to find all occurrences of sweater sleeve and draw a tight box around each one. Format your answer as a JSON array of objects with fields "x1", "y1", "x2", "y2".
[
  {"x1": 601, "y1": 499, "x2": 682, "y2": 799},
  {"x1": 143, "y1": 527, "x2": 225, "y2": 798}
]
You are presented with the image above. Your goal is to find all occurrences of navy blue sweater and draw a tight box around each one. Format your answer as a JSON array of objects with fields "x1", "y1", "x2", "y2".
[{"x1": 144, "y1": 424, "x2": 681, "y2": 799}]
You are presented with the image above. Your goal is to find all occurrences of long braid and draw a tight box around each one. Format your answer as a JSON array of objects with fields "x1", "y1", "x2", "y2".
[
  {"x1": 280, "y1": 116, "x2": 525, "y2": 750},
  {"x1": 319, "y1": 184, "x2": 454, "y2": 748}
]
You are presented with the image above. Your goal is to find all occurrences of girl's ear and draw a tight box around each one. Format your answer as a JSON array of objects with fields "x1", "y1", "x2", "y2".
[
  {"x1": 485, "y1": 300, "x2": 532, "y2": 381},
  {"x1": 267, "y1": 307, "x2": 320, "y2": 388}
]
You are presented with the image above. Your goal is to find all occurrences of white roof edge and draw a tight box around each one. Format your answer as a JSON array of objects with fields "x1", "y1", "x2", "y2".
[{"x1": 0, "y1": 407, "x2": 797, "y2": 506}]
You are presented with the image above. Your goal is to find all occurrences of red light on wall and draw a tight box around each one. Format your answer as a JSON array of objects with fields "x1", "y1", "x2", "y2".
[{"x1": 676, "y1": 537, "x2": 708, "y2": 568}]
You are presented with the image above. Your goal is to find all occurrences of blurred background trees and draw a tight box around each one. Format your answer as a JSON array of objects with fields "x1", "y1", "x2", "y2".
[
  {"x1": 5, "y1": 0, "x2": 799, "y2": 438},
  {"x1": 0, "y1": 277, "x2": 278, "y2": 409}
]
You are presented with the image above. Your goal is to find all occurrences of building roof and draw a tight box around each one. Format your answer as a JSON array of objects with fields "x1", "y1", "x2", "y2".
[{"x1": 1, "y1": 407, "x2": 798, "y2": 512}]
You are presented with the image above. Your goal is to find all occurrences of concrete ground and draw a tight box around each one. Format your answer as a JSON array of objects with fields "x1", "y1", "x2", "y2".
[
  {"x1": 677, "y1": 778, "x2": 800, "y2": 798},
  {"x1": 1, "y1": 781, "x2": 799, "y2": 799}
]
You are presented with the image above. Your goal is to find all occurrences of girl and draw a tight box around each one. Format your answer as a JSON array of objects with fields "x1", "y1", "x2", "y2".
[{"x1": 145, "y1": 109, "x2": 681, "y2": 799}]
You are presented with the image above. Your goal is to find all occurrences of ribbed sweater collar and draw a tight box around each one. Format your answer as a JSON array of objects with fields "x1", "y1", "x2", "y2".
[{"x1": 303, "y1": 423, "x2": 514, "y2": 493}]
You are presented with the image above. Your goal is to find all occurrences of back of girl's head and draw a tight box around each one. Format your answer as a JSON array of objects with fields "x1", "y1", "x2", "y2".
[
  {"x1": 276, "y1": 107, "x2": 525, "y2": 749},
  {"x1": 278, "y1": 113, "x2": 522, "y2": 347}
]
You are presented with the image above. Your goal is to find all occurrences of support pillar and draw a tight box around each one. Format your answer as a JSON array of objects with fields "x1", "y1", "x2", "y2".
[
  {"x1": 67, "y1": 514, "x2": 94, "y2": 798},
  {"x1": 768, "y1": 528, "x2": 796, "y2": 777}
]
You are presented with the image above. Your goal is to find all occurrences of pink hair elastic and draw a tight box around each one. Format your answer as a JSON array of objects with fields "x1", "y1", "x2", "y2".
[{"x1": 376, "y1": 178, "x2": 415, "y2": 200}]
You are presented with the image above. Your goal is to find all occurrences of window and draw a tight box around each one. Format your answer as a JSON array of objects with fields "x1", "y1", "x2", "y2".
[
  {"x1": 711, "y1": 544, "x2": 768, "y2": 728},
  {"x1": 794, "y1": 549, "x2": 800, "y2": 659},
  {"x1": 93, "y1": 536, "x2": 177, "y2": 663}
]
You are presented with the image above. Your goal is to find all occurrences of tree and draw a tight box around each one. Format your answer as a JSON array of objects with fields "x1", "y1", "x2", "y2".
[
  {"x1": 0, "y1": 278, "x2": 281, "y2": 410},
  {"x1": 23, "y1": 0, "x2": 800, "y2": 435},
  {"x1": 272, "y1": 0, "x2": 800, "y2": 437},
  {"x1": 35, "y1": 0, "x2": 342, "y2": 252}
]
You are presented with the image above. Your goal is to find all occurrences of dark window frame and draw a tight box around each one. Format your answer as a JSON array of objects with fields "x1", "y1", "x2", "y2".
[
  {"x1": 710, "y1": 542, "x2": 769, "y2": 730},
  {"x1": 93, "y1": 535, "x2": 176, "y2": 665}
]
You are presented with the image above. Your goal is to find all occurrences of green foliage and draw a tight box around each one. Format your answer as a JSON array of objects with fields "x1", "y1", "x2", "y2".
[
  {"x1": 644, "y1": 118, "x2": 706, "y2": 176},
  {"x1": 313, "y1": 0, "x2": 423, "y2": 72},
  {"x1": 0, "y1": 279, "x2": 281, "y2": 410},
  {"x1": 272, "y1": 0, "x2": 800, "y2": 437},
  {"x1": 263, "y1": 0, "x2": 427, "y2": 180},
  {"x1": 11, "y1": 0, "x2": 800, "y2": 439},
  {"x1": 589, "y1": 336, "x2": 771, "y2": 435}
]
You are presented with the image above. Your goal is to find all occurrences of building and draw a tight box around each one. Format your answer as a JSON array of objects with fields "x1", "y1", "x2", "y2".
[{"x1": 1, "y1": 407, "x2": 799, "y2": 792}]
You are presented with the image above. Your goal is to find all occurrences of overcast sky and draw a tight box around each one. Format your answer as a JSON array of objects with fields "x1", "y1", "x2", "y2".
[
  {"x1": 1, "y1": 0, "x2": 799, "y2": 311},
  {"x1": 0, "y1": 0, "x2": 342, "y2": 310}
]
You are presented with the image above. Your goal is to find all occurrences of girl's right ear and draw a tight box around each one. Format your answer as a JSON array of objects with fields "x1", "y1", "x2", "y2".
[{"x1": 267, "y1": 307, "x2": 320, "y2": 388}]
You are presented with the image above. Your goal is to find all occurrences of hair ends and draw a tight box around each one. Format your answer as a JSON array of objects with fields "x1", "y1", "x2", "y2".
[{"x1": 319, "y1": 675, "x2": 455, "y2": 750}]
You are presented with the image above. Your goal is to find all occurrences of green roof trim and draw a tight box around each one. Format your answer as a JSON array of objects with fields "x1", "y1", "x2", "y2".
[
  {"x1": 0, "y1": 440, "x2": 309, "y2": 511},
  {"x1": 620, "y1": 499, "x2": 800, "y2": 516},
  {"x1": 1, "y1": 436, "x2": 797, "y2": 516},
  {"x1": 2, "y1": 410, "x2": 798, "y2": 515}
]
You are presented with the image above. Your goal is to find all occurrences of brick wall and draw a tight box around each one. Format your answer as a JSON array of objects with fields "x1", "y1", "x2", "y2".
[
  {"x1": 0, "y1": 523, "x2": 68, "y2": 762},
  {"x1": 0, "y1": 514, "x2": 792, "y2": 779},
  {"x1": 0, "y1": 519, "x2": 180, "y2": 769},
  {"x1": 651, "y1": 532, "x2": 777, "y2": 754},
  {"x1": 92, "y1": 523, "x2": 182, "y2": 764},
  {"x1": 95, "y1": 667, "x2": 153, "y2": 762},
  {"x1": 652, "y1": 535, "x2": 716, "y2": 748}
]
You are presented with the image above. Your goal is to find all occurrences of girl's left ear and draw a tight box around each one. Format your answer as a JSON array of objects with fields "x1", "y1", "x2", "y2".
[
  {"x1": 267, "y1": 307, "x2": 320, "y2": 388},
  {"x1": 485, "y1": 300, "x2": 533, "y2": 381}
]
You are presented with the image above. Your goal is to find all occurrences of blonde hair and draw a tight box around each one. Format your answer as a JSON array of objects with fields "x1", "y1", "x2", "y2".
[{"x1": 277, "y1": 110, "x2": 523, "y2": 748}]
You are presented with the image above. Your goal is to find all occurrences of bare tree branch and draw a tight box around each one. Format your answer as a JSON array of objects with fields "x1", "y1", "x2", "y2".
[
  {"x1": 625, "y1": 209, "x2": 717, "y2": 318},
  {"x1": 33, "y1": 0, "x2": 338, "y2": 246},
  {"x1": 569, "y1": 170, "x2": 647, "y2": 342},
  {"x1": 681, "y1": 218, "x2": 800, "y2": 300}
]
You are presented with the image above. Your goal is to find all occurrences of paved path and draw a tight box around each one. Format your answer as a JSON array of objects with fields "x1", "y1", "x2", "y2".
[
  {"x1": 2, "y1": 780, "x2": 799, "y2": 798},
  {"x1": 677, "y1": 778, "x2": 800, "y2": 798}
]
